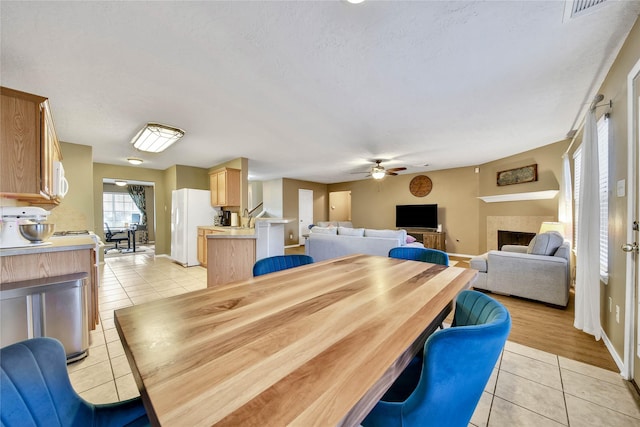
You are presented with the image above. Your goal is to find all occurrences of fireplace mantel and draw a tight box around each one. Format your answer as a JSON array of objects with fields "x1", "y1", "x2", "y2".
[{"x1": 478, "y1": 190, "x2": 559, "y2": 203}]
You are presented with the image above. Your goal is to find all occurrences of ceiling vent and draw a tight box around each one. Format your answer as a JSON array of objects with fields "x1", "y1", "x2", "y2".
[{"x1": 563, "y1": 0, "x2": 608, "y2": 22}]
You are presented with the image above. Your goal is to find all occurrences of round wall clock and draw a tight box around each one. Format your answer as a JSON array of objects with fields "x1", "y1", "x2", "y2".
[{"x1": 409, "y1": 175, "x2": 432, "y2": 197}]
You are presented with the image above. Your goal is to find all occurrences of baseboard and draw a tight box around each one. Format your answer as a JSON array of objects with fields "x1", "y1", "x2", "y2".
[
  {"x1": 447, "y1": 252, "x2": 475, "y2": 258},
  {"x1": 601, "y1": 329, "x2": 626, "y2": 378}
]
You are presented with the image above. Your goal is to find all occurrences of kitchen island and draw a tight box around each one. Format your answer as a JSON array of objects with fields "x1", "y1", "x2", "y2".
[{"x1": 203, "y1": 218, "x2": 295, "y2": 287}]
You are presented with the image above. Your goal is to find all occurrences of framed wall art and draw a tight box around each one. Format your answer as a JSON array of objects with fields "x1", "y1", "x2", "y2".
[{"x1": 496, "y1": 164, "x2": 537, "y2": 186}]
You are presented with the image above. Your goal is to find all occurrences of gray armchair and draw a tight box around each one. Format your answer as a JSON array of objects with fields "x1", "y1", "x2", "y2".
[{"x1": 470, "y1": 231, "x2": 570, "y2": 307}]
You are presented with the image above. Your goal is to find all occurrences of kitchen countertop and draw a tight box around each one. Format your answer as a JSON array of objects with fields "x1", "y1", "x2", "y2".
[
  {"x1": 199, "y1": 218, "x2": 294, "y2": 239},
  {"x1": 203, "y1": 227, "x2": 258, "y2": 239},
  {"x1": 0, "y1": 236, "x2": 96, "y2": 257}
]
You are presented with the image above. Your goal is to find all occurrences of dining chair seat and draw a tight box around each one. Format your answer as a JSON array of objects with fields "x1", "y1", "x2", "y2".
[
  {"x1": 0, "y1": 337, "x2": 149, "y2": 427},
  {"x1": 362, "y1": 289, "x2": 511, "y2": 427},
  {"x1": 388, "y1": 246, "x2": 449, "y2": 266},
  {"x1": 252, "y1": 254, "x2": 314, "y2": 277}
]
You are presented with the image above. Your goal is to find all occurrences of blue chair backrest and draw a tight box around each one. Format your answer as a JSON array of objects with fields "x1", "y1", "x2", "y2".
[
  {"x1": 388, "y1": 247, "x2": 449, "y2": 266},
  {"x1": 1, "y1": 337, "x2": 148, "y2": 426},
  {"x1": 363, "y1": 290, "x2": 511, "y2": 427},
  {"x1": 252, "y1": 254, "x2": 314, "y2": 277}
]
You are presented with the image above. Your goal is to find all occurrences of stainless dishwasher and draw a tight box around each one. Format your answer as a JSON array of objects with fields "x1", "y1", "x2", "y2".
[{"x1": 0, "y1": 272, "x2": 89, "y2": 363}]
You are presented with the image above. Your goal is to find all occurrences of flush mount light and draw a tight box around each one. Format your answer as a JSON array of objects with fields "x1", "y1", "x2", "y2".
[
  {"x1": 127, "y1": 157, "x2": 144, "y2": 165},
  {"x1": 347, "y1": 0, "x2": 366, "y2": 3},
  {"x1": 130, "y1": 123, "x2": 185, "y2": 153},
  {"x1": 115, "y1": 180, "x2": 128, "y2": 187}
]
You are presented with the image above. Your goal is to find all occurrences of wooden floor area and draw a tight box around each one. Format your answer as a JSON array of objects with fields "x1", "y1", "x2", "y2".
[
  {"x1": 290, "y1": 248, "x2": 618, "y2": 372},
  {"x1": 448, "y1": 256, "x2": 616, "y2": 372}
]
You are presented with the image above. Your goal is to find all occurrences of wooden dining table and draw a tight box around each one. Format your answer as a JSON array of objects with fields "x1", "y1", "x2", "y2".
[{"x1": 114, "y1": 254, "x2": 477, "y2": 426}]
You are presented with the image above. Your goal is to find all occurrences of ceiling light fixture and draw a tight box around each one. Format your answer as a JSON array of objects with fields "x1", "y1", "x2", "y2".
[
  {"x1": 347, "y1": 0, "x2": 366, "y2": 3},
  {"x1": 130, "y1": 123, "x2": 185, "y2": 153},
  {"x1": 127, "y1": 157, "x2": 144, "y2": 165},
  {"x1": 371, "y1": 166, "x2": 386, "y2": 180},
  {"x1": 115, "y1": 180, "x2": 128, "y2": 187}
]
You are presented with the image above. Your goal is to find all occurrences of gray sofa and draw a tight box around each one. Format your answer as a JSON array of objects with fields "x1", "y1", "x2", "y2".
[
  {"x1": 305, "y1": 226, "x2": 423, "y2": 262},
  {"x1": 469, "y1": 231, "x2": 570, "y2": 307}
]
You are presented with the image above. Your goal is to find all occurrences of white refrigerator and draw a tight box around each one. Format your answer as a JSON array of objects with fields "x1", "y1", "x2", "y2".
[{"x1": 171, "y1": 189, "x2": 218, "y2": 266}]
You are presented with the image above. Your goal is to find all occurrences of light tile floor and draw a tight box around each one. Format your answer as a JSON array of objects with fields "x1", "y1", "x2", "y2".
[{"x1": 69, "y1": 255, "x2": 640, "y2": 426}]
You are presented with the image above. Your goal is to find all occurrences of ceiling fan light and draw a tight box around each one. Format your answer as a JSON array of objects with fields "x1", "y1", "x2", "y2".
[
  {"x1": 131, "y1": 123, "x2": 185, "y2": 153},
  {"x1": 371, "y1": 168, "x2": 386, "y2": 180}
]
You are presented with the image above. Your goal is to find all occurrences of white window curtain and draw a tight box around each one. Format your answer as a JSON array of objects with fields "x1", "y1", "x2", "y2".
[
  {"x1": 597, "y1": 116, "x2": 609, "y2": 283},
  {"x1": 574, "y1": 108, "x2": 601, "y2": 340},
  {"x1": 559, "y1": 153, "x2": 573, "y2": 243}
]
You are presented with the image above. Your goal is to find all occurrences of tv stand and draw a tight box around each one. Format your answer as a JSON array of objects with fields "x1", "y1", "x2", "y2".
[{"x1": 406, "y1": 229, "x2": 446, "y2": 252}]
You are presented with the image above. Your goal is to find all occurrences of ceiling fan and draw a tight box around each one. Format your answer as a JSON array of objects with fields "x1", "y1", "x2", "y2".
[{"x1": 357, "y1": 160, "x2": 407, "y2": 180}]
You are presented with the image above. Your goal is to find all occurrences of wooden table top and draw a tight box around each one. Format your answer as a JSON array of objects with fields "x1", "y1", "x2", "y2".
[{"x1": 115, "y1": 254, "x2": 476, "y2": 426}]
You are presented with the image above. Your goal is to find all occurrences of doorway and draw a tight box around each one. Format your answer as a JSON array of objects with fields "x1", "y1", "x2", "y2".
[
  {"x1": 329, "y1": 191, "x2": 351, "y2": 222},
  {"x1": 626, "y1": 58, "x2": 640, "y2": 383},
  {"x1": 298, "y1": 189, "x2": 313, "y2": 246},
  {"x1": 102, "y1": 178, "x2": 155, "y2": 257}
]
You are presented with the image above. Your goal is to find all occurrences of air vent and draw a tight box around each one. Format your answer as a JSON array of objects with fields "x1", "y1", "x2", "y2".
[{"x1": 563, "y1": 0, "x2": 608, "y2": 21}]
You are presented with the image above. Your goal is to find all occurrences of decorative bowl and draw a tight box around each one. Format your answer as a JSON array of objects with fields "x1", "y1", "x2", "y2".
[{"x1": 19, "y1": 223, "x2": 55, "y2": 243}]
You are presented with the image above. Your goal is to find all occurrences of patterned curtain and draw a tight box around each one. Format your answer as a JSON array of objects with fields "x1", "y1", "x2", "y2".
[{"x1": 127, "y1": 185, "x2": 146, "y2": 225}]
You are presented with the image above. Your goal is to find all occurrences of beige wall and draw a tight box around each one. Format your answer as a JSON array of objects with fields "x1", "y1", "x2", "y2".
[
  {"x1": 175, "y1": 165, "x2": 209, "y2": 190},
  {"x1": 326, "y1": 139, "x2": 569, "y2": 255},
  {"x1": 48, "y1": 142, "x2": 94, "y2": 231},
  {"x1": 282, "y1": 179, "x2": 329, "y2": 246},
  {"x1": 478, "y1": 139, "x2": 570, "y2": 252},
  {"x1": 329, "y1": 167, "x2": 480, "y2": 255},
  {"x1": 581, "y1": 17, "x2": 640, "y2": 359}
]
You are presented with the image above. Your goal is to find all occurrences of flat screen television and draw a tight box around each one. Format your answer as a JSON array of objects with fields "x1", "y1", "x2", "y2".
[{"x1": 395, "y1": 204, "x2": 438, "y2": 229}]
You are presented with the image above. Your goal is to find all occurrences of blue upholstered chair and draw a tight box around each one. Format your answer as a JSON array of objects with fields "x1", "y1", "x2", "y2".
[
  {"x1": 362, "y1": 290, "x2": 511, "y2": 427},
  {"x1": 0, "y1": 337, "x2": 149, "y2": 427},
  {"x1": 252, "y1": 254, "x2": 314, "y2": 277},
  {"x1": 388, "y1": 246, "x2": 450, "y2": 266}
]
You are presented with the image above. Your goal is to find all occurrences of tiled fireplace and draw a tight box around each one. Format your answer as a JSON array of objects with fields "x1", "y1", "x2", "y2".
[{"x1": 486, "y1": 216, "x2": 553, "y2": 251}]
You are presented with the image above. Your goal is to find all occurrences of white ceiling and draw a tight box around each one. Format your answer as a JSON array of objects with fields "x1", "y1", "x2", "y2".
[{"x1": 2, "y1": 1, "x2": 639, "y2": 184}]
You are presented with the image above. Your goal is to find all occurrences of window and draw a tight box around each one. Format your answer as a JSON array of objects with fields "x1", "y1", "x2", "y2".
[
  {"x1": 573, "y1": 114, "x2": 609, "y2": 282},
  {"x1": 103, "y1": 192, "x2": 141, "y2": 229}
]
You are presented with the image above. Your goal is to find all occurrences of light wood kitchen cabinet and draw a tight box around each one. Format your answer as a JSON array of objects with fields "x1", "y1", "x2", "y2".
[
  {"x1": 197, "y1": 229, "x2": 207, "y2": 266},
  {"x1": 209, "y1": 167, "x2": 240, "y2": 207},
  {"x1": 0, "y1": 87, "x2": 62, "y2": 205},
  {"x1": 207, "y1": 236, "x2": 256, "y2": 287},
  {"x1": 197, "y1": 228, "x2": 223, "y2": 267}
]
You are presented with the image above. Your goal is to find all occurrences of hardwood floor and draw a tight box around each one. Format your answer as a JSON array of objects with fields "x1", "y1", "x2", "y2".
[
  {"x1": 449, "y1": 256, "x2": 617, "y2": 372},
  {"x1": 486, "y1": 289, "x2": 618, "y2": 372},
  {"x1": 290, "y1": 247, "x2": 618, "y2": 372}
]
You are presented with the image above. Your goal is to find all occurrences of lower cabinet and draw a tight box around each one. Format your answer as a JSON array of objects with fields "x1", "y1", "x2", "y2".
[{"x1": 206, "y1": 237, "x2": 256, "y2": 287}]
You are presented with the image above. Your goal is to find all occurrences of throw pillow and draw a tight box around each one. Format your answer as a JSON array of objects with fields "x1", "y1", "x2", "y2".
[
  {"x1": 406, "y1": 235, "x2": 417, "y2": 244},
  {"x1": 338, "y1": 226, "x2": 365, "y2": 237},
  {"x1": 310, "y1": 226, "x2": 338, "y2": 235},
  {"x1": 527, "y1": 231, "x2": 564, "y2": 256}
]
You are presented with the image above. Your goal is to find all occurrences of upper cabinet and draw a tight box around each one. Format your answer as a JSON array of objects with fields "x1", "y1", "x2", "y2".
[
  {"x1": 0, "y1": 87, "x2": 62, "y2": 205},
  {"x1": 209, "y1": 167, "x2": 240, "y2": 207}
]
